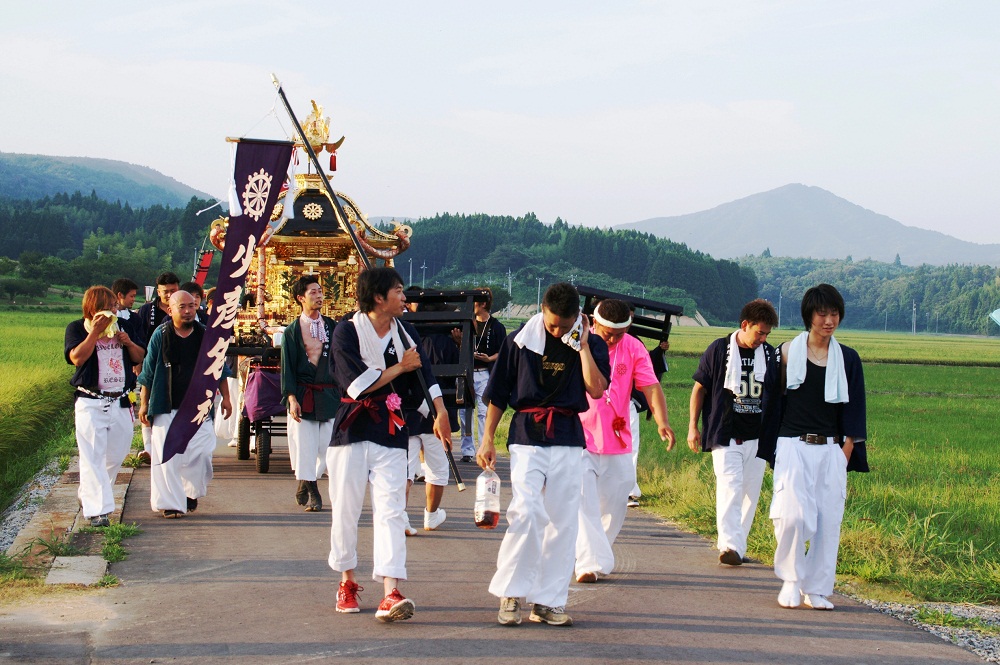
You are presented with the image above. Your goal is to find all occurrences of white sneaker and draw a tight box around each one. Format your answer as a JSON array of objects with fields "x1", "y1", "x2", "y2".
[
  {"x1": 803, "y1": 593, "x2": 835, "y2": 610},
  {"x1": 424, "y1": 508, "x2": 446, "y2": 531},
  {"x1": 403, "y1": 513, "x2": 418, "y2": 537},
  {"x1": 226, "y1": 440, "x2": 237, "y2": 448},
  {"x1": 778, "y1": 580, "x2": 801, "y2": 608}
]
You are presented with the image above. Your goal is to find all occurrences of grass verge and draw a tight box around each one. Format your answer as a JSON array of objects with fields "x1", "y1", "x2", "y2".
[
  {"x1": 637, "y1": 351, "x2": 1000, "y2": 604},
  {"x1": 913, "y1": 607, "x2": 1000, "y2": 634}
]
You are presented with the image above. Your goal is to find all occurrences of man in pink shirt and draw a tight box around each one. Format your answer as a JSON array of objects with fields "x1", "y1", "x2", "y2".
[{"x1": 575, "y1": 299, "x2": 676, "y2": 583}]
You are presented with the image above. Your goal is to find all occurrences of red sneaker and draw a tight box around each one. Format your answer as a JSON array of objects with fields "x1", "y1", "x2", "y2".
[
  {"x1": 375, "y1": 588, "x2": 415, "y2": 622},
  {"x1": 336, "y1": 580, "x2": 363, "y2": 613}
]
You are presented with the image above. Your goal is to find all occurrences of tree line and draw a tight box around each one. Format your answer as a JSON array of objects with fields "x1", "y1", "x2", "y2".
[
  {"x1": 0, "y1": 191, "x2": 214, "y2": 297},
  {"x1": 742, "y1": 254, "x2": 1000, "y2": 335},
  {"x1": 401, "y1": 213, "x2": 758, "y2": 322},
  {"x1": 4, "y1": 191, "x2": 996, "y2": 334}
]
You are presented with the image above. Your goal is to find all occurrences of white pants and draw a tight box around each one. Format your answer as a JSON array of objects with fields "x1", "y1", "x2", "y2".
[
  {"x1": 287, "y1": 416, "x2": 332, "y2": 481},
  {"x1": 489, "y1": 444, "x2": 582, "y2": 609},
  {"x1": 326, "y1": 442, "x2": 408, "y2": 582},
  {"x1": 74, "y1": 397, "x2": 133, "y2": 518},
  {"x1": 214, "y1": 376, "x2": 239, "y2": 443},
  {"x1": 149, "y1": 410, "x2": 216, "y2": 512},
  {"x1": 629, "y1": 403, "x2": 641, "y2": 497},
  {"x1": 459, "y1": 370, "x2": 491, "y2": 456},
  {"x1": 408, "y1": 433, "x2": 450, "y2": 486},
  {"x1": 575, "y1": 451, "x2": 635, "y2": 576},
  {"x1": 770, "y1": 437, "x2": 848, "y2": 597},
  {"x1": 712, "y1": 438, "x2": 766, "y2": 557}
]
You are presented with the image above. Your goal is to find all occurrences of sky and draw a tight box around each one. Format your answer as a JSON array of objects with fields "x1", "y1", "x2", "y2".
[{"x1": 1, "y1": 1, "x2": 998, "y2": 244}]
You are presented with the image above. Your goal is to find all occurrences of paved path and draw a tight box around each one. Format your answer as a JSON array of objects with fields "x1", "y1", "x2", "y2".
[{"x1": 0, "y1": 439, "x2": 982, "y2": 664}]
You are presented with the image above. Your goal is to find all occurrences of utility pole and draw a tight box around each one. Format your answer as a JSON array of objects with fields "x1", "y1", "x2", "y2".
[
  {"x1": 778, "y1": 290, "x2": 783, "y2": 328},
  {"x1": 408, "y1": 258, "x2": 413, "y2": 287},
  {"x1": 912, "y1": 300, "x2": 916, "y2": 335},
  {"x1": 421, "y1": 261, "x2": 427, "y2": 289},
  {"x1": 936, "y1": 311, "x2": 939, "y2": 333},
  {"x1": 506, "y1": 268, "x2": 513, "y2": 317},
  {"x1": 536, "y1": 277, "x2": 543, "y2": 313},
  {"x1": 885, "y1": 310, "x2": 888, "y2": 332}
]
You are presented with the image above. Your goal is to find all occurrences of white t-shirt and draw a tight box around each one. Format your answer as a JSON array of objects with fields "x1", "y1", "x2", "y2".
[{"x1": 96, "y1": 337, "x2": 126, "y2": 393}]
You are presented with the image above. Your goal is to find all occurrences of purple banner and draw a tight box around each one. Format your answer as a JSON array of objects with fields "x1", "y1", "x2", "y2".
[{"x1": 162, "y1": 139, "x2": 293, "y2": 463}]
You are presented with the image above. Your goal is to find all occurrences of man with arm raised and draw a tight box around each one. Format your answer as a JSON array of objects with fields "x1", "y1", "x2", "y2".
[{"x1": 477, "y1": 282, "x2": 610, "y2": 627}]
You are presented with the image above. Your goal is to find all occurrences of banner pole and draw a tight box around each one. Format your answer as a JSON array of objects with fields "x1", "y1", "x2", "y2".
[{"x1": 270, "y1": 74, "x2": 371, "y2": 270}]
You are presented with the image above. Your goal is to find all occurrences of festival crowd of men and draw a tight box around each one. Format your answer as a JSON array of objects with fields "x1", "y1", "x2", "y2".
[{"x1": 66, "y1": 266, "x2": 866, "y2": 624}]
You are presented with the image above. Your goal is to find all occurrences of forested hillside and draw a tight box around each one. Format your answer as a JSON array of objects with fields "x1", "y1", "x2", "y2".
[
  {"x1": 402, "y1": 213, "x2": 758, "y2": 322},
  {"x1": 743, "y1": 254, "x2": 1000, "y2": 335},
  {"x1": 0, "y1": 152, "x2": 213, "y2": 209},
  {"x1": 0, "y1": 191, "x2": 213, "y2": 292}
]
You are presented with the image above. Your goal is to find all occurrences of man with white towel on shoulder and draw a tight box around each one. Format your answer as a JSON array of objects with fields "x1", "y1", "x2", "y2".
[
  {"x1": 477, "y1": 282, "x2": 610, "y2": 628},
  {"x1": 326, "y1": 267, "x2": 450, "y2": 623},
  {"x1": 689, "y1": 299, "x2": 780, "y2": 567},
  {"x1": 757, "y1": 284, "x2": 869, "y2": 611}
]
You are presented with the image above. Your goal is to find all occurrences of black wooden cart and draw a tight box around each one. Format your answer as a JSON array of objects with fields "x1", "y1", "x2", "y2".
[{"x1": 577, "y1": 285, "x2": 684, "y2": 342}]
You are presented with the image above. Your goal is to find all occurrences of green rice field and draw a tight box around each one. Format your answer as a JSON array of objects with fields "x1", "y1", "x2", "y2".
[
  {"x1": 0, "y1": 310, "x2": 78, "y2": 510},
  {"x1": 3, "y1": 311, "x2": 999, "y2": 603}
]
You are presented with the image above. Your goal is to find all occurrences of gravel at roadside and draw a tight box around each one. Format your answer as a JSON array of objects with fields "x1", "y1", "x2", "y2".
[
  {"x1": 853, "y1": 597, "x2": 1000, "y2": 663},
  {"x1": 1, "y1": 459, "x2": 63, "y2": 554}
]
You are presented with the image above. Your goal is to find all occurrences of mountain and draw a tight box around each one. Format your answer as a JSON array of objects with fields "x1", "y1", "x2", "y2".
[
  {"x1": 0, "y1": 152, "x2": 215, "y2": 209},
  {"x1": 617, "y1": 184, "x2": 1000, "y2": 267}
]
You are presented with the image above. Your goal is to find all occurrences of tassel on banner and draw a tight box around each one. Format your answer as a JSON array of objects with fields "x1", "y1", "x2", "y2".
[{"x1": 329, "y1": 151, "x2": 337, "y2": 171}]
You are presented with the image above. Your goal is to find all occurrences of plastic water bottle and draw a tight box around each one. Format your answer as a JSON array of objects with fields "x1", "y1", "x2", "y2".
[{"x1": 474, "y1": 468, "x2": 501, "y2": 529}]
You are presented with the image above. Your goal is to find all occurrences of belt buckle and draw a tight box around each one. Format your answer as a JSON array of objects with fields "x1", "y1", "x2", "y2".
[{"x1": 802, "y1": 434, "x2": 826, "y2": 445}]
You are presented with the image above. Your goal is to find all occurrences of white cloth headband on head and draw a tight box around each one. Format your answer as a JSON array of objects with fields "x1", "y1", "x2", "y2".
[{"x1": 593, "y1": 309, "x2": 632, "y2": 329}]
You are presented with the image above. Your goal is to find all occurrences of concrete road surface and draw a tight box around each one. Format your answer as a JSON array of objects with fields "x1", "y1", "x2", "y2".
[{"x1": 0, "y1": 439, "x2": 982, "y2": 664}]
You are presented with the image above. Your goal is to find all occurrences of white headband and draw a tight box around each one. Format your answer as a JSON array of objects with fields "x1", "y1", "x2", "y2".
[{"x1": 593, "y1": 309, "x2": 632, "y2": 329}]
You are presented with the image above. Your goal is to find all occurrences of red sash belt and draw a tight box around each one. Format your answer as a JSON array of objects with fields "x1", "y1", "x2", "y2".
[
  {"x1": 517, "y1": 406, "x2": 575, "y2": 439},
  {"x1": 299, "y1": 382, "x2": 334, "y2": 414},
  {"x1": 339, "y1": 395, "x2": 406, "y2": 435}
]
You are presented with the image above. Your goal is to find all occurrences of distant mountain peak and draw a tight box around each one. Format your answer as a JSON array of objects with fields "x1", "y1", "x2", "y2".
[{"x1": 618, "y1": 185, "x2": 1000, "y2": 267}]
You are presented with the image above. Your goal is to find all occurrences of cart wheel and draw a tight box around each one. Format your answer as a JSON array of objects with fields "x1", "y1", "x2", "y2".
[
  {"x1": 256, "y1": 429, "x2": 271, "y2": 474},
  {"x1": 237, "y1": 416, "x2": 251, "y2": 461}
]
